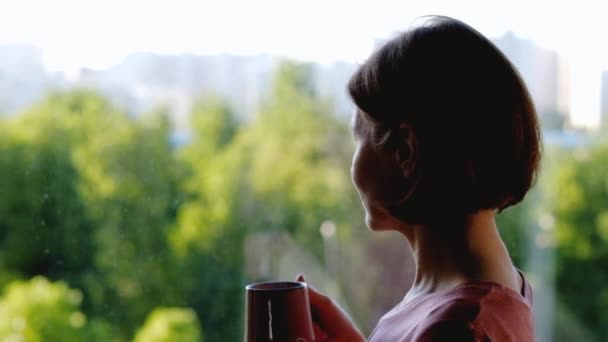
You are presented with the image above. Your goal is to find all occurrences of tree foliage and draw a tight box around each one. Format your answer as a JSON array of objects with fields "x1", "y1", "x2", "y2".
[
  {"x1": 552, "y1": 144, "x2": 608, "y2": 338},
  {"x1": 0, "y1": 276, "x2": 109, "y2": 341},
  {"x1": 133, "y1": 308, "x2": 202, "y2": 342}
]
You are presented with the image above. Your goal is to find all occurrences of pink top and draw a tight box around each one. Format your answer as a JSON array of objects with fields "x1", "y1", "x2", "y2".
[{"x1": 369, "y1": 271, "x2": 533, "y2": 341}]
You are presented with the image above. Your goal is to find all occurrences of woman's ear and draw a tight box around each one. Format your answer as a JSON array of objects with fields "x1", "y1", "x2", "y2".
[{"x1": 394, "y1": 123, "x2": 416, "y2": 177}]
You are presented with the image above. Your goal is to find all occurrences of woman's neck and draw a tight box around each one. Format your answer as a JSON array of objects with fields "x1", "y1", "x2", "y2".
[{"x1": 401, "y1": 210, "x2": 520, "y2": 302}]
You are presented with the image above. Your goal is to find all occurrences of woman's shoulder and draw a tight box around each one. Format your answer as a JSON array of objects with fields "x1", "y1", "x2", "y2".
[
  {"x1": 424, "y1": 272, "x2": 532, "y2": 317},
  {"x1": 415, "y1": 273, "x2": 534, "y2": 341},
  {"x1": 371, "y1": 272, "x2": 534, "y2": 342}
]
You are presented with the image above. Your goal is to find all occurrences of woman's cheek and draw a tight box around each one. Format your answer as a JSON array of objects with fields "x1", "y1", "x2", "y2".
[{"x1": 351, "y1": 146, "x2": 370, "y2": 193}]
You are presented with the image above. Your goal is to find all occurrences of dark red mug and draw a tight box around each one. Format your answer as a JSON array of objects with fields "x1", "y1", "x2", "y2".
[{"x1": 245, "y1": 281, "x2": 316, "y2": 342}]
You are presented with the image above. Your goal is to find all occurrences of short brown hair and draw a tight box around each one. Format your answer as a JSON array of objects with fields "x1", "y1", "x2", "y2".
[{"x1": 348, "y1": 16, "x2": 541, "y2": 224}]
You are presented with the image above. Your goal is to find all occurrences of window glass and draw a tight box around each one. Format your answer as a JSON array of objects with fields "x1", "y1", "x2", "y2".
[{"x1": 0, "y1": 2, "x2": 606, "y2": 341}]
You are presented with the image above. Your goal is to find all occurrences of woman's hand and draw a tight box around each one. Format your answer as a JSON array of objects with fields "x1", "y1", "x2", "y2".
[{"x1": 297, "y1": 274, "x2": 367, "y2": 342}]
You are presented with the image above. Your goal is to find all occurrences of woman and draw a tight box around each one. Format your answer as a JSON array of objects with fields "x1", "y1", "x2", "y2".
[{"x1": 298, "y1": 16, "x2": 540, "y2": 341}]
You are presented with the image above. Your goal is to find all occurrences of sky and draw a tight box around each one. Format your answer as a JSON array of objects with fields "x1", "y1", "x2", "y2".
[{"x1": 0, "y1": 0, "x2": 606, "y2": 127}]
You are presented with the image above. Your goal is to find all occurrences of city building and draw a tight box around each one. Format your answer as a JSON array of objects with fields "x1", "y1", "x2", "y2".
[{"x1": 493, "y1": 32, "x2": 570, "y2": 122}]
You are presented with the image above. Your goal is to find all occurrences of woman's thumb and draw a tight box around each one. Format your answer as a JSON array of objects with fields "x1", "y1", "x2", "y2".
[{"x1": 296, "y1": 274, "x2": 328, "y2": 308}]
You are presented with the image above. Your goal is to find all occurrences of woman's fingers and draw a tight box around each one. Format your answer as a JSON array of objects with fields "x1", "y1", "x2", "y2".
[
  {"x1": 298, "y1": 274, "x2": 335, "y2": 322},
  {"x1": 298, "y1": 274, "x2": 332, "y2": 339},
  {"x1": 298, "y1": 274, "x2": 331, "y2": 307},
  {"x1": 296, "y1": 274, "x2": 365, "y2": 341}
]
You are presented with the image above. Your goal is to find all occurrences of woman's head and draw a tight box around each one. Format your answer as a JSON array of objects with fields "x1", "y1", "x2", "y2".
[{"x1": 349, "y1": 16, "x2": 541, "y2": 230}]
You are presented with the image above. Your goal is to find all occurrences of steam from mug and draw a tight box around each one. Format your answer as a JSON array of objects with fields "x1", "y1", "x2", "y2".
[{"x1": 245, "y1": 281, "x2": 315, "y2": 342}]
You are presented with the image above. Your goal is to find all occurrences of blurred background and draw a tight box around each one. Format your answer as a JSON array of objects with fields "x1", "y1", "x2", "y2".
[{"x1": 0, "y1": 1, "x2": 607, "y2": 341}]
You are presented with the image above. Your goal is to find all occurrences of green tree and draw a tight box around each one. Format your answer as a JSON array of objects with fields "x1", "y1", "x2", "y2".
[
  {"x1": 237, "y1": 61, "x2": 357, "y2": 254},
  {"x1": 552, "y1": 143, "x2": 608, "y2": 339},
  {"x1": 0, "y1": 92, "x2": 96, "y2": 291},
  {"x1": 133, "y1": 307, "x2": 202, "y2": 342},
  {"x1": 170, "y1": 96, "x2": 245, "y2": 342},
  {"x1": 0, "y1": 276, "x2": 109, "y2": 341},
  {"x1": 0, "y1": 90, "x2": 187, "y2": 340},
  {"x1": 70, "y1": 105, "x2": 184, "y2": 338}
]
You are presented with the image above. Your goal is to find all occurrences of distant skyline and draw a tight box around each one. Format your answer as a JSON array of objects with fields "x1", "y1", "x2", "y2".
[{"x1": 1, "y1": 0, "x2": 606, "y2": 127}]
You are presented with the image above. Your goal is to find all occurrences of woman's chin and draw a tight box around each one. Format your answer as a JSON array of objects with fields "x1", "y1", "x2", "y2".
[{"x1": 365, "y1": 213, "x2": 395, "y2": 231}]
